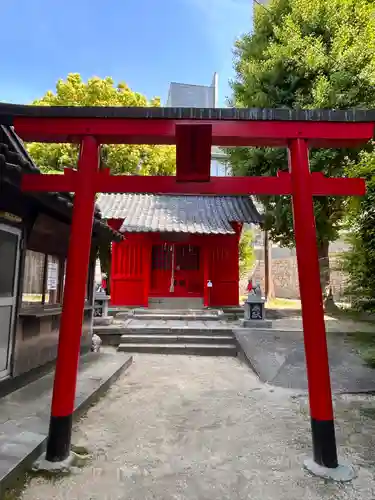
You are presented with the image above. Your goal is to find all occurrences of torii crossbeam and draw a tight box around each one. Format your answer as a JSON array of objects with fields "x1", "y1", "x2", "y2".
[{"x1": 3, "y1": 104, "x2": 372, "y2": 477}]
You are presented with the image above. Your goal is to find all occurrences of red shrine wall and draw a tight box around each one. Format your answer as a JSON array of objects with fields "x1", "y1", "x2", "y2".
[{"x1": 108, "y1": 220, "x2": 241, "y2": 308}]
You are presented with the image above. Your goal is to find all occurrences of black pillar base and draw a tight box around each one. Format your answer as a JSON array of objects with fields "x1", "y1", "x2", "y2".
[
  {"x1": 311, "y1": 418, "x2": 338, "y2": 468},
  {"x1": 45, "y1": 415, "x2": 73, "y2": 462}
]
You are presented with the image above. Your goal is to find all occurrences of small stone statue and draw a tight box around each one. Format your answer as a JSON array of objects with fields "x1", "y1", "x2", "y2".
[
  {"x1": 254, "y1": 282, "x2": 262, "y2": 297},
  {"x1": 101, "y1": 273, "x2": 107, "y2": 294},
  {"x1": 247, "y1": 279, "x2": 255, "y2": 298},
  {"x1": 91, "y1": 333, "x2": 102, "y2": 353}
]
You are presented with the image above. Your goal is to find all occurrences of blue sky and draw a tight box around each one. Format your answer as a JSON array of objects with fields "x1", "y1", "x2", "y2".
[{"x1": 0, "y1": 0, "x2": 253, "y2": 106}]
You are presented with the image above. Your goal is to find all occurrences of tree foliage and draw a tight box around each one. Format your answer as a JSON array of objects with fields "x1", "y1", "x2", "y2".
[
  {"x1": 228, "y1": 0, "x2": 375, "y2": 298},
  {"x1": 341, "y1": 148, "x2": 375, "y2": 310},
  {"x1": 239, "y1": 227, "x2": 256, "y2": 277},
  {"x1": 28, "y1": 74, "x2": 176, "y2": 175}
]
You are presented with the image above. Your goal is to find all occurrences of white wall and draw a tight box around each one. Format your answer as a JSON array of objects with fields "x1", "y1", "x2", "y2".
[{"x1": 210, "y1": 159, "x2": 231, "y2": 177}]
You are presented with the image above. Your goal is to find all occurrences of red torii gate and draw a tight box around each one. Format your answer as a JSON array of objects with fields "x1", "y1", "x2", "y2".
[{"x1": 3, "y1": 104, "x2": 372, "y2": 475}]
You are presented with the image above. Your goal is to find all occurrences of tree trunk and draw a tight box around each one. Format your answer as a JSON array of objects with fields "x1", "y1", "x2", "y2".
[
  {"x1": 264, "y1": 230, "x2": 275, "y2": 300},
  {"x1": 318, "y1": 240, "x2": 336, "y2": 311}
]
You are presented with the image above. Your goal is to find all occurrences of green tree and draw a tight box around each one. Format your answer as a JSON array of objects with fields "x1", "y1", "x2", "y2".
[
  {"x1": 341, "y1": 149, "x2": 375, "y2": 311},
  {"x1": 239, "y1": 227, "x2": 256, "y2": 277},
  {"x1": 28, "y1": 73, "x2": 176, "y2": 175},
  {"x1": 228, "y1": 0, "x2": 375, "y2": 305}
]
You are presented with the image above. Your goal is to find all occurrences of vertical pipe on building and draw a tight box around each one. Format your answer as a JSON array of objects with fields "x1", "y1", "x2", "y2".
[
  {"x1": 264, "y1": 230, "x2": 269, "y2": 298},
  {"x1": 264, "y1": 230, "x2": 274, "y2": 299},
  {"x1": 45, "y1": 136, "x2": 99, "y2": 462},
  {"x1": 212, "y1": 72, "x2": 219, "y2": 108},
  {"x1": 144, "y1": 235, "x2": 152, "y2": 307},
  {"x1": 288, "y1": 138, "x2": 338, "y2": 469}
]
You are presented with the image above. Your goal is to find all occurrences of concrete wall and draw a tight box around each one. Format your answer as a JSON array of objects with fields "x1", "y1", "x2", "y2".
[
  {"x1": 166, "y1": 76, "x2": 217, "y2": 108},
  {"x1": 10, "y1": 238, "x2": 96, "y2": 379},
  {"x1": 245, "y1": 245, "x2": 349, "y2": 300},
  {"x1": 12, "y1": 308, "x2": 93, "y2": 377},
  {"x1": 166, "y1": 74, "x2": 231, "y2": 178}
]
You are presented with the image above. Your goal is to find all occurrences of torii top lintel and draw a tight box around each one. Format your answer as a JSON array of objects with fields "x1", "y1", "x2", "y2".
[{"x1": 1, "y1": 103, "x2": 374, "y2": 147}]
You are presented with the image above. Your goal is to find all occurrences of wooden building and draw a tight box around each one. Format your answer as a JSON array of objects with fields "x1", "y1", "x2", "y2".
[
  {"x1": 98, "y1": 193, "x2": 261, "y2": 308},
  {"x1": 0, "y1": 125, "x2": 121, "y2": 386}
]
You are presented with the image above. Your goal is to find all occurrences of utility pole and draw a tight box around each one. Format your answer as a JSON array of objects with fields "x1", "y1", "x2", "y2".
[{"x1": 264, "y1": 230, "x2": 274, "y2": 299}]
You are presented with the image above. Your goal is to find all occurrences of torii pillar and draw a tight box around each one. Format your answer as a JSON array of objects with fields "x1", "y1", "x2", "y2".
[
  {"x1": 46, "y1": 136, "x2": 99, "y2": 462},
  {"x1": 289, "y1": 139, "x2": 339, "y2": 474}
]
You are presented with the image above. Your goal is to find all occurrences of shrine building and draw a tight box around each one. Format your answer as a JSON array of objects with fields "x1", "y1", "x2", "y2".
[{"x1": 98, "y1": 193, "x2": 261, "y2": 308}]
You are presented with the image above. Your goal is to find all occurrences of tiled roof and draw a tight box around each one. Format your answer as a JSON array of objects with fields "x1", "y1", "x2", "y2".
[
  {"x1": 1, "y1": 103, "x2": 375, "y2": 124},
  {"x1": 0, "y1": 126, "x2": 123, "y2": 242},
  {"x1": 97, "y1": 193, "x2": 261, "y2": 235}
]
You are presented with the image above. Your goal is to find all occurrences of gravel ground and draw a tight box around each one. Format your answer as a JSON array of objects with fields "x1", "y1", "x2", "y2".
[{"x1": 19, "y1": 354, "x2": 375, "y2": 500}]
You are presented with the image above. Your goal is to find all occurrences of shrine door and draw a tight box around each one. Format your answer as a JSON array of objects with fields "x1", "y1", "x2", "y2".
[
  {"x1": 111, "y1": 238, "x2": 150, "y2": 307},
  {"x1": 209, "y1": 237, "x2": 239, "y2": 306},
  {"x1": 150, "y1": 243, "x2": 203, "y2": 297}
]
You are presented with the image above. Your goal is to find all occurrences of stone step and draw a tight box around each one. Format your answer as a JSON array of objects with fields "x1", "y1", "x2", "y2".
[
  {"x1": 129, "y1": 313, "x2": 223, "y2": 321},
  {"x1": 94, "y1": 325, "x2": 233, "y2": 335},
  {"x1": 148, "y1": 297, "x2": 204, "y2": 309},
  {"x1": 125, "y1": 326, "x2": 232, "y2": 335},
  {"x1": 240, "y1": 319, "x2": 273, "y2": 328},
  {"x1": 133, "y1": 307, "x2": 222, "y2": 315},
  {"x1": 93, "y1": 316, "x2": 114, "y2": 326},
  {"x1": 108, "y1": 307, "x2": 132, "y2": 317},
  {"x1": 120, "y1": 334, "x2": 235, "y2": 345},
  {"x1": 234, "y1": 327, "x2": 303, "y2": 335},
  {"x1": 222, "y1": 307, "x2": 244, "y2": 314},
  {"x1": 117, "y1": 343, "x2": 237, "y2": 356},
  {"x1": 95, "y1": 327, "x2": 235, "y2": 347}
]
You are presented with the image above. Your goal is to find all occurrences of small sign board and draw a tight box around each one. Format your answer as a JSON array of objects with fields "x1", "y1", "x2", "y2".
[
  {"x1": 249, "y1": 302, "x2": 264, "y2": 320},
  {"x1": 47, "y1": 262, "x2": 58, "y2": 290}
]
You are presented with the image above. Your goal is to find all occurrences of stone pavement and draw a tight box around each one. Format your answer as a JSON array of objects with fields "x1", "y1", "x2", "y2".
[
  {"x1": 235, "y1": 312, "x2": 375, "y2": 393},
  {"x1": 268, "y1": 312, "x2": 375, "y2": 334},
  {"x1": 19, "y1": 354, "x2": 375, "y2": 500},
  {"x1": 0, "y1": 351, "x2": 132, "y2": 497}
]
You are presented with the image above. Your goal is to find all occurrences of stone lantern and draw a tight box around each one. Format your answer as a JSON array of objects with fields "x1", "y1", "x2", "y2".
[
  {"x1": 93, "y1": 288, "x2": 113, "y2": 326},
  {"x1": 242, "y1": 283, "x2": 271, "y2": 328}
]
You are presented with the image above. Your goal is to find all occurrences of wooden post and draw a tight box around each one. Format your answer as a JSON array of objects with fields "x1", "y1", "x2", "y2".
[
  {"x1": 203, "y1": 244, "x2": 210, "y2": 307},
  {"x1": 264, "y1": 230, "x2": 274, "y2": 299},
  {"x1": 144, "y1": 236, "x2": 152, "y2": 307}
]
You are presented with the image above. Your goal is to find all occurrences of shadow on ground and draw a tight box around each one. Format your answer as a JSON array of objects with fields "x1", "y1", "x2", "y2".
[{"x1": 236, "y1": 308, "x2": 375, "y2": 393}]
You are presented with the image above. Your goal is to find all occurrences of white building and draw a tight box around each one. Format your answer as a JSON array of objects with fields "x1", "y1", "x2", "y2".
[{"x1": 166, "y1": 73, "x2": 230, "y2": 177}]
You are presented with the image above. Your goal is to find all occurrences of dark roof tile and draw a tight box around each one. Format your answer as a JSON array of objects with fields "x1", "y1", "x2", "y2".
[
  {"x1": 97, "y1": 193, "x2": 261, "y2": 235},
  {"x1": 0, "y1": 126, "x2": 123, "y2": 242},
  {"x1": 1, "y1": 103, "x2": 375, "y2": 123}
]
